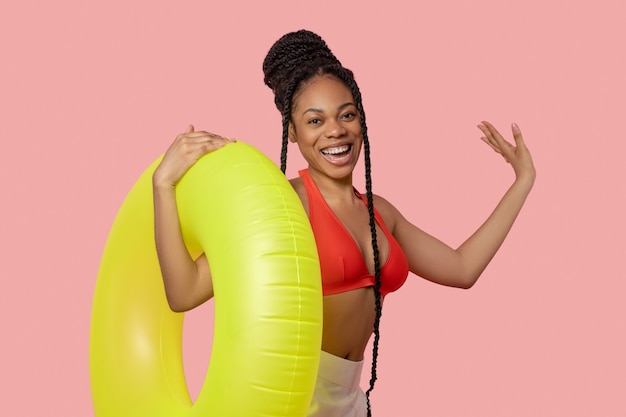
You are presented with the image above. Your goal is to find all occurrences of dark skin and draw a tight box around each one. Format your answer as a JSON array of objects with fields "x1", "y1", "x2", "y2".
[{"x1": 153, "y1": 75, "x2": 536, "y2": 361}]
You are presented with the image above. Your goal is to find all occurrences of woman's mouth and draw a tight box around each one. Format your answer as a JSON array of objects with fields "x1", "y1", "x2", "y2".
[{"x1": 321, "y1": 144, "x2": 352, "y2": 163}]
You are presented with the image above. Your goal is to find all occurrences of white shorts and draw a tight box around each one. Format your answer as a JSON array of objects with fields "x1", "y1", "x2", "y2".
[{"x1": 308, "y1": 350, "x2": 367, "y2": 417}]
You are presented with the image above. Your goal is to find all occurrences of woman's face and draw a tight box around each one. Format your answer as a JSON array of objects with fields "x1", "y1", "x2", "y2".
[{"x1": 289, "y1": 75, "x2": 362, "y2": 182}]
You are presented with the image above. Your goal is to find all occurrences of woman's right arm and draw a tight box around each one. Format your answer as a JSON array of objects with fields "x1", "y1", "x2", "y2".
[{"x1": 152, "y1": 125, "x2": 233, "y2": 312}]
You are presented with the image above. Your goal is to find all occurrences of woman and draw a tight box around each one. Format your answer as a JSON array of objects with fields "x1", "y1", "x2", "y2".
[{"x1": 152, "y1": 30, "x2": 535, "y2": 417}]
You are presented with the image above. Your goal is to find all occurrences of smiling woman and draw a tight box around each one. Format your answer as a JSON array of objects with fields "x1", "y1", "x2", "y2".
[{"x1": 151, "y1": 29, "x2": 535, "y2": 417}]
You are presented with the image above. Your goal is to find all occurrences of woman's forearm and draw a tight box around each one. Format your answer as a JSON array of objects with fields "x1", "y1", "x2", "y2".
[
  {"x1": 151, "y1": 126, "x2": 229, "y2": 311},
  {"x1": 153, "y1": 183, "x2": 207, "y2": 311},
  {"x1": 456, "y1": 175, "x2": 535, "y2": 286}
]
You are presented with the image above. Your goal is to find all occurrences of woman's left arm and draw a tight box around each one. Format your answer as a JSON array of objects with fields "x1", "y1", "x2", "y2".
[{"x1": 391, "y1": 121, "x2": 535, "y2": 289}]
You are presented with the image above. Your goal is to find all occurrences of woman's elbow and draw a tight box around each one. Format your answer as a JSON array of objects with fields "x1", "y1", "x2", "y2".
[
  {"x1": 454, "y1": 273, "x2": 479, "y2": 290},
  {"x1": 458, "y1": 279, "x2": 476, "y2": 290},
  {"x1": 165, "y1": 293, "x2": 193, "y2": 313},
  {"x1": 166, "y1": 299, "x2": 187, "y2": 313},
  {"x1": 165, "y1": 288, "x2": 213, "y2": 312}
]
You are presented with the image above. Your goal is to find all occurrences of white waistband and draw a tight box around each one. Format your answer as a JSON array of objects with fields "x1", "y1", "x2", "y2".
[{"x1": 317, "y1": 350, "x2": 364, "y2": 389}]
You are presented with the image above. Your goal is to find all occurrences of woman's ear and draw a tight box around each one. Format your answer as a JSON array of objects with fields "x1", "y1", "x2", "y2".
[{"x1": 288, "y1": 123, "x2": 297, "y2": 143}]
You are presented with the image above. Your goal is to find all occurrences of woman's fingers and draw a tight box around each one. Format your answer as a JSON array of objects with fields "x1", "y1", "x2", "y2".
[
  {"x1": 511, "y1": 122, "x2": 528, "y2": 150},
  {"x1": 173, "y1": 129, "x2": 234, "y2": 156},
  {"x1": 481, "y1": 121, "x2": 513, "y2": 147},
  {"x1": 180, "y1": 129, "x2": 233, "y2": 144},
  {"x1": 477, "y1": 123, "x2": 503, "y2": 152},
  {"x1": 477, "y1": 121, "x2": 518, "y2": 163},
  {"x1": 476, "y1": 120, "x2": 535, "y2": 182},
  {"x1": 480, "y1": 135, "x2": 503, "y2": 155},
  {"x1": 154, "y1": 125, "x2": 235, "y2": 188}
]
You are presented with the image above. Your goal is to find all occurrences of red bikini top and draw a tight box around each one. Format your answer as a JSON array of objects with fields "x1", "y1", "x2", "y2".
[{"x1": 299, "y1": 169, "x2": 409, "y2": 297}]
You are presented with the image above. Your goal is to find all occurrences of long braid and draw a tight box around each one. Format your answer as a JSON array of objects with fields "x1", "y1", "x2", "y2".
[
  {"x1": 263, "y1": 30, "x2": 384, "y2": 416},
  {"x1": 280, "y1": 113, "x2": 289, "y2": 174},
  {"x1": 337, "y1": 71, "x2": 383, "y2": 416},
  {"x1": 363, "y1": 134, "x2": 383, "y2": 417},
  {"x1": 279, "y1": 79, "x2": 297, "y2": 173}
]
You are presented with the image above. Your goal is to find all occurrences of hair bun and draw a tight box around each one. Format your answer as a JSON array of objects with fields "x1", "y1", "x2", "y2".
[{"x1": 263, "y1": 30, "x2": 341, "y2": 102}]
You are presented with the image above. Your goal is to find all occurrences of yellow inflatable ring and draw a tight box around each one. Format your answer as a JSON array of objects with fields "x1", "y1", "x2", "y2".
[{"x1": 90, "y1": 142, "x2": 322, "y2": 416}]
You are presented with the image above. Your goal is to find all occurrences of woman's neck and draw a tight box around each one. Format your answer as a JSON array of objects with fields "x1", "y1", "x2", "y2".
[{"x1": 307, "y1": 168, "x2": 357, "y2": 206}]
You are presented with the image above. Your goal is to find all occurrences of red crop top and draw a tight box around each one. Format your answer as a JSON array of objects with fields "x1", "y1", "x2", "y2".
[{"x1": 299, "y1": 169, "x2": 409, "y2": 297}]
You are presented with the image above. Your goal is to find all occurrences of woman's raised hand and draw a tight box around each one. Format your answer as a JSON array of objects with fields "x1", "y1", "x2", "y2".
[
  {"x1": 153, "y1": 124, "x2": 234, "y2": 189},
  {"x1": 477, "y1": 121, "x2": 536, "y2": 184}
]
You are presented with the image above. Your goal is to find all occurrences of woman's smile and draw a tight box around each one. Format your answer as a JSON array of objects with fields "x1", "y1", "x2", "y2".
[{"x1": 320, "y1": 143, "x2": 354, "y2": 163}]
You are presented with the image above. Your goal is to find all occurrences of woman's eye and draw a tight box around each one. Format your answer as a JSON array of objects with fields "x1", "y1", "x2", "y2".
[
  {"x1": 308, "y1": 118, "x2": 321, "y2": 125},
  {"x1": 342, "y1": 112, "x2": 355, "y2": 120}
]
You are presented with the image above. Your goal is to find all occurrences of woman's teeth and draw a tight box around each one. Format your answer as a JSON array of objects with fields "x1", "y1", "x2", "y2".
[{"x1": 321, "y1": 145, "x2": 351, "y2": 155}]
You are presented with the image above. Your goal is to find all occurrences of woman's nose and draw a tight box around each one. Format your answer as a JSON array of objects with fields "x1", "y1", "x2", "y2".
[{"x1": 324, "y1": 119, "x2": 346, "y2": 138}]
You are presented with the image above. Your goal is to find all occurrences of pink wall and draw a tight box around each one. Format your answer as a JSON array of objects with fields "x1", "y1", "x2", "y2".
[{"x1": 1, "y1": 1, "x2": 624, "y2": 415}]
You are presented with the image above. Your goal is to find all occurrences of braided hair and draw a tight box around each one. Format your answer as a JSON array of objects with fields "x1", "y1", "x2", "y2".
[{"x1": 263, "y1": 30, "x2": 383, "y2": 416}]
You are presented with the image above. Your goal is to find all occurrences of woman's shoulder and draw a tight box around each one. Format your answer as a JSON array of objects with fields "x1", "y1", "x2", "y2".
[
  {"x1": 289, "y1": 176, "x2": 309, "y2": 216},
  {"x1": 289, "y1": 176, "x2": 305, "y2": 197}
]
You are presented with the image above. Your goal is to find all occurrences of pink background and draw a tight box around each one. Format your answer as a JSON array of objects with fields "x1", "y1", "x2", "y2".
[{"x1": 1, "y1": 0, "x2": 625, "y2": 415}]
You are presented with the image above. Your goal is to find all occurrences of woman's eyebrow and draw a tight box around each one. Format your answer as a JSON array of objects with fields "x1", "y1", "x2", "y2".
[
  {"x1": 302, "y1": 107, "x2": 324, "y2": 116},
  {"x1": 301, "y1": 102, "x2": 355, "y2": 116},
  {"x1": 337, "y1": 102, "x2": 356, "y2": 111}
]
